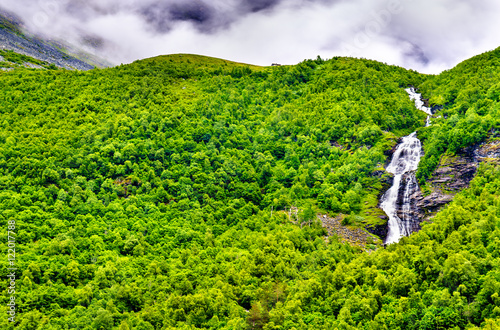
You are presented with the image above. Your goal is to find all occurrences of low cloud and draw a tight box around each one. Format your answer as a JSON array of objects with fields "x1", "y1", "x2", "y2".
[{"x1": 1, "y1": 0, "x2": 499, "y2": 73}]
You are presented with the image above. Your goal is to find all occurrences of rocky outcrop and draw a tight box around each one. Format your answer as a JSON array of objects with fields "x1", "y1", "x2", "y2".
[
  {"x1": 320, "y1": 214, "x2": 381, "y2": 247},
  {"x1": 366, "y1": 220, "x2": 388, "y2": 242},
  {"x1": 367, "y1": 168, "x2": 394, "y2": 242},
  {"x1": 383, "y1": 137, "x2": 403, "y2": 158},
  {"x1": 395, "y1": 172, "x2": 422, "y2": 233},
  {"x1": 413, "y1": 145, "x2": 478, "y2": 221},
  {"x1": 475, "y1": 140, "x2": 500, "y2": 160},
  {"x1": 0, "y1": 27, "x2": 95, "y2": 70},
  {"x1": 371, "y1": 86, "x2": 499, "y2": 240},
  {"x1": 372, "y1": 169, "x2": 394, "y2": 191},
  {"x1": 0, "y1": 10, "x2": 111, "y2": 70}
]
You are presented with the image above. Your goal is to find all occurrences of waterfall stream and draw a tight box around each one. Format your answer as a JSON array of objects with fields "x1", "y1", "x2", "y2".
[
  {"x1": 406, "y1": 87, "x2": 432, "y2": 126},
  {"x1": 381, "y1": 88, "x2": 432, "y2": 244}
]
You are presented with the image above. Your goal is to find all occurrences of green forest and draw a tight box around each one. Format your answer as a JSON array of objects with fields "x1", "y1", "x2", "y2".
[{"x1": 0, "y1": 47, "x2": 499, "y2": 329}]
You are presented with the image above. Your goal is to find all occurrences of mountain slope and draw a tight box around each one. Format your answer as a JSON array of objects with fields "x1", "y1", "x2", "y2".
[
  {"x1": 0, "y1": 9, "x2": 110, "y2": 70},
  {"x1": 0, "y1": 50, "x2": 499, "y2": 329},
  {"x1": 0, "y1": 54, "x2": 428, "y2": 328},
  {"x1": 415, "y1": 46, "x2": 500, "y2": 182}
]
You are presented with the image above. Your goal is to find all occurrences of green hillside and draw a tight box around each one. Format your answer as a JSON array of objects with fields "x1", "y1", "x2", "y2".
[
  {"x1": 416, "y1": 47, "x2": 500, "y2": 183},
  {"x1": 0, "y1": 49, "x2": 57, "y2": 70},
  {"x1": 0, "y1": 51, "x2": 499, "y2": 329}
]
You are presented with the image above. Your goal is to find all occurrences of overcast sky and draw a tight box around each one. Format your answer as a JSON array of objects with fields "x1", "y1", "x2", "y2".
[{"x1": 2, "y1": 0, "x2": 500, "y2": 73}]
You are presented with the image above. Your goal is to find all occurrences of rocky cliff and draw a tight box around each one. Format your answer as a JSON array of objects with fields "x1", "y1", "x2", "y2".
[
  {"x1": 413, "y1": 139, "x2": 500, "y2": 222},
  {"x1": 366, "y1": 169, "x2": 393, "y2": 241},
  {"x1": 412, "y1": 146, "x2": 478, "y2": 221}
]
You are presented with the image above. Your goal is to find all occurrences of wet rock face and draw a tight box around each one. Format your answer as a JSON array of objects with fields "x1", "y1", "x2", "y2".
[
  {"x1": 396, "y1": 138, "x2": 500, "y2": 223},
  {"x1": 371, "y1": 87, "x2": 499, "y2": 241},
  {"x1": 366, "y1": 221, "x2": 388, "y2": 242},
  {"x1": 373, "y1": 170, "x2": 422, "y2": 241},
  {"x1": 383, "y1": 138, "x2": 403, "y2": 158},
  {"x1": 380, "y1": 132, "x2": 423, "y2": 244},
  {"x1": 413, "y1": 146, "x2": 478, "y2": 221},
  {"x1": 395, "y1": 172, "x2": 422, "y2": 233}
]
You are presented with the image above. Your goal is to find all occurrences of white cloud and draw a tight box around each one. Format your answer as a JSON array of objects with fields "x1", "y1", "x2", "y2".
[{"x1": 1, "y1": 0, "x2": 499, "y2": 73}]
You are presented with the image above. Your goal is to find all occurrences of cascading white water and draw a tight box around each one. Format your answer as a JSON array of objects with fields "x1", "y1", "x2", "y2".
[
  {"x1": 381, "y1": 132, "x2": 423, "y2": 243},
  {"x1": 406, "y1": 87, "x2": 432, "y2": 126},
  {"x1": 381, "y1": 88, "x2": 432, "y2": 244}
]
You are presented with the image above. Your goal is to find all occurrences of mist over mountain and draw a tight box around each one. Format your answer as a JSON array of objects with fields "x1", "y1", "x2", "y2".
[
  {"x1": 2, "y1": 0, "x2": 500, "y2": 73},
  {"x1": 0, "y1": 9, "x2": 111, "y2": 70}
]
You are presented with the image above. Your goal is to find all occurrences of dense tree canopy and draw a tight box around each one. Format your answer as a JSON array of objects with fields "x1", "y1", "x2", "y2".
[
  {"x1": 0, "y1": 50, "x2": 499, "y2": 329},
  {"x1": 416, "y1": 48, "x2": 500, "y2": 183}
]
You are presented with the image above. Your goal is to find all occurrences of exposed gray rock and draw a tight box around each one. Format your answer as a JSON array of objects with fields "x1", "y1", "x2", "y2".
[
  {"x1": 320, "y1": 214, "x2": 380, "y2": 246},
  {"x1": 0, "y1": 27, "x2": 94, "y2": 70},
  {"x1": 366, "y1": 222, "x2": 388, "y2": 242},
  {"x1": 22, "y1": 62, "x2": 44, "y2": 69},
  {"x1": 0, "y1": 10, "x2": 111, "y2": 70},
  {"x1": 394, "y1": 171, "x2": 421, "y2": 233},
  {"x1": 475, "y1": 140, "x2": 500, "y2": 160},
  {"x1": 385, "y1": 140, "x2": 497, "y2": 225},
  {"x1": 413, "y1": 146, "x2": 478, "y2": 221}
]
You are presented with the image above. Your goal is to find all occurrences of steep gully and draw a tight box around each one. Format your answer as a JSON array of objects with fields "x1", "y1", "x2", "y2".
[{"x1": 380, "y1": 87, "x2": 432, "y2": 244}]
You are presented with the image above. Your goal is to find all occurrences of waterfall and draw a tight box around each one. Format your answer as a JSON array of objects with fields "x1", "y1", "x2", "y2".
[
  {"x1": 381, "y1": 132, "x2": 423, "y2": 244},
  {"x1": 381, "y1": 88, "x2": 432, "y2": 244},
  {"x1": 405, "y1": 87, "x2": 432, "y2": 126}
]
